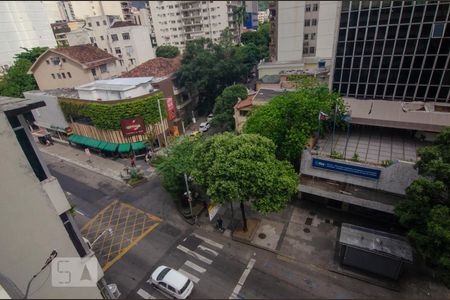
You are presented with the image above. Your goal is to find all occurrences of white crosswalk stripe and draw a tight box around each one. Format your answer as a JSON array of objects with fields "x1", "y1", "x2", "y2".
[
  {"x1": 184, "y1": 260, "x2": 206, "y2": 273},
  {"x1": 192, "y1": 233, "x2": 224, "y2": 249},
  {"x1": 178, "y1": 268, "x2": 200, "y2": 284},
  {"x1": 177, "y1": 245, "x2": 212, "y2": 264},
  {"x1": 137, "y1": 288, "x2": 155, "y2": 299},
  {"x1": 197, "y1": 245, "x2": 219, "y2": 256},
  {"x1": 229, "y1": 258, "x2": 256, "y2": 299}
]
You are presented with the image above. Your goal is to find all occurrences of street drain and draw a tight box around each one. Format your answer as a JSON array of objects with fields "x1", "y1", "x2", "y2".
[
  {"x1": 258, "y1": 233, "x2": 267, "y2": 239},
  {"x1": 303, "y1": 228, "x2": 310, "y2": 233}
]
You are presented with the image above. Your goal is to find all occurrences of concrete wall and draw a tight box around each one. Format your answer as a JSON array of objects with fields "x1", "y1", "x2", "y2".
[
  {"x1": 276, "y1": 1, "x2": 305, "y2": 62},
  {"x1": 315, "y1": 1, "x2": 340, "y2": 60},
  {"x1": 300, "y1": 150, "x2": 418, "y2": 196},
  {"x1": 24, "y1": 91, "x2": 68, "y2": 131},
  {"x1": 0, "y1": 112, "x2": 102, "y2": 299},
  {"x1": 77, "y1": 82, "x2": 154, "y2": 101}
]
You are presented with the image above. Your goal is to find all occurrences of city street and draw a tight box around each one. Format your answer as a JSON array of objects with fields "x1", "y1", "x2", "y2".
[{"x1": 43, "y1": 153, "x2": 448, "y2": 299}]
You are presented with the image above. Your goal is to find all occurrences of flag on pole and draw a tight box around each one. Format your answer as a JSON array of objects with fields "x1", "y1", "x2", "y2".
[{"x1": 319, "y1": 112, "x2": 329, "y2": 121}]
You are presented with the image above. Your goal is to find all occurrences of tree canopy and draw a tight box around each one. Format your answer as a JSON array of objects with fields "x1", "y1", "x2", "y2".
[
  {"x1": 243, "y1": 87, "x2": 343, "y2": 166},
  {"x1": 240, "y1": 21, "x2": 270, "y2": 61},
  {"x1": 0, "y1": 47, "x2": 47, "y2": 98},
  {"x1": 211, "y1": 84, "x2": 248, "y2": 131},
  {"x1": 395, "y1": 128, "x2": 450, "y2": 285},
  {"x1": 155, "y1": 45, "x2": 180, "y2": 58},
  {"x1": 192, "y1": 132, "x2": 298, "y2": 230}
]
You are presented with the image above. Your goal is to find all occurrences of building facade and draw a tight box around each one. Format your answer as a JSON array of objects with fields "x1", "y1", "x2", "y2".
[
  {"x1": 70, "y1": 0, "x2": 125, "y2": 20},
  {"x1": 0, "y1": 97, "x2": 110, "y2": 298},
  {"x1": 66, "y1": 16, "x2": 156, "y2": 73},
  {"x1": 259, "y1": 1, "x2": 340, "y2": 79},
  {"x1": 29, "y1": 45, "x2": 120, "y2": 90},
  {"x1": 42, "y1": 1, "x2": 76, "y2": 22},
  {"x1": 0, "y1": 1, "x2": 57, "y2": 72},
  {"x1": 332, "y1": 0, "x2": 450, "y2": 102},
  {"x1": 244, "y1": 1, "x2": 259, "y2": 30},
  {"x1": 148, "y1": 1, "x2": 243, "y2": 51}
]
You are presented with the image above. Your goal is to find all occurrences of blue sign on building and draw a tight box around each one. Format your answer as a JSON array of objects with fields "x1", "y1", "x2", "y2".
[
  {"x1": 244, "y1": 12, "x2": 259, "y2": 30},
  {"x1": 312, "y1": 158, "x2": 381, "y2": 180}
]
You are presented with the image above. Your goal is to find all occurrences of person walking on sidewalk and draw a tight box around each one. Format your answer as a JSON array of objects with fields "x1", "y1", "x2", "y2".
[{"x1": 131, "y1": 154, "x2": 136, "y2": 168}]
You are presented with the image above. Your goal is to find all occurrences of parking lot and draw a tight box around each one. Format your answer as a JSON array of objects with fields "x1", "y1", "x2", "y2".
[{"x1": 81, "y1": 200, "x2": 161, "y2": 271}]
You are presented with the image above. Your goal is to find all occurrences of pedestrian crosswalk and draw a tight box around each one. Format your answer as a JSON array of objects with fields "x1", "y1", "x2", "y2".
[{"x1": 136, "y1": 233, "x2": 225, "y2": 299}]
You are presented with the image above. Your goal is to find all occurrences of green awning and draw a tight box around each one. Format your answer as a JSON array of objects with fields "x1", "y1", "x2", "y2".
[
  {"x1": 97, "y1": 141, "x2": 108, "y2": 150},
  {"x1": 131, "y1": 141, "x2": 146, "y2": 151},
  {"x1": 68, "y1": 134, "x2": 118, "y2": 152},
  {"x1": 118, "y1": 143, "x2": 131, "y2": 153},
  {"x1": 103, "y1": 142, "x2": 118, "y2": 152}
]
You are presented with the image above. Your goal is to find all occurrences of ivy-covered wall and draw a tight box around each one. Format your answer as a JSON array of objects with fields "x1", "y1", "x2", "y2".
[{"x1": 59, "y1": 92, "x2": 167, "y2": 130}]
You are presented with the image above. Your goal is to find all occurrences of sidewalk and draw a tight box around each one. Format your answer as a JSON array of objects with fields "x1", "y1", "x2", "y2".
[{"x1": 37, "y1": 142, "x2": 156, "y2": 183}]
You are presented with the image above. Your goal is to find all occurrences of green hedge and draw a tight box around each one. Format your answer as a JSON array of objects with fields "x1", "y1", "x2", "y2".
[{"x1": 59, "y1": 92, "x2": 167, "y2": 130}]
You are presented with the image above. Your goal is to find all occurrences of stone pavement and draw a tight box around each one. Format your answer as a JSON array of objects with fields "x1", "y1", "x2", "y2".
[{"x1": 37, "y1": 141, "x2": 156, "y2": 183}]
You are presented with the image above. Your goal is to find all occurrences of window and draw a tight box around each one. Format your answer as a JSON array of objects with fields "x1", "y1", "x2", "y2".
[
  {"x1": 61, "y1": 73, "x2": 66, "y2": 79},
  {"x1": 115, "y1": 47, "x2": 121, "y2": 54},
  {"x1": 88, "y1": 22, "x2": 92, "y2": 27},
  {"x1": 99, "y1": 64, "x2": 107, "y2": 73},
  {"x1": 100, "y1": 35, "x2": 104, "y2": 40},
  {"x1": 103, "y1": 20, "x2": 107, "y2": 25},
  {"x1": 46, "y1": 60, "x2": 50, "y2": 64},
  {"x1": 52, "y1": 57, "x2": 60, "y2": 65},
  {"x1": 240, "y1": 110, "x2": 248, "y2": 117},
  {"x1": 304, "y1": 34, "x2": 308, "y2": 40},
  {"x1": 90, "y1": 37, "x2": 95, "y2": 43},
  {"x1": 313, "y1": 3, "x2": 318, "y2": 11},
  {"x1": 60, "y1": 213, "x2": 88, "y2": 257},
  {"x1": 119, "y1": 59, "x2": 124, "y2": 66},
  {"x1": 67, "y1": 72, "x2": 71, "y2": 78},
  {"x1": 432, "y1": 23, "x2": 445, "y2": 38},
  {"x1": 122, "y1": 32, "x2": 130, "y2": 40},
  {"x1": 96, "y1": 21, "x2": 100, "y2": 26},
  {"x1": 305, "y1": 19, "x2": 310, "y2": 26},
  {"x1": 310, "y1": 46, "x2": 315, "y2": 53},
  {"x1": 91, "y1": 68, "x2": 97, "y2": 76},
  {"x1": 305, "y1": 4, "x2": 311, "y2": 11},
  {"x1": 303, "y1": 47, "x2": 309, "y2": 54},
  {"x1": 51, "y1": 73, "x2": 55, "y2": 79},
  {"x1": 311, "y1": 33, "x2": 316, "y2": 40},
  {"x1": 57, "y1": 73, "x2": 61, "y2": 79},
  {"x1": 111, "y1": 34, "x2": 118, "y2": 41},
  {"x1": 129, "y1": 58, "x2": 136, "y2": 65},
  {"x1": 312, "y1": 19, "x2": 317, "y2": 26}
]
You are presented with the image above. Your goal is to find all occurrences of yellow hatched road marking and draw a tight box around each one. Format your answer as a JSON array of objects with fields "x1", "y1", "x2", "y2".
[{"x1": 81, "y1": 199, "x2": 119, "y2": 232}]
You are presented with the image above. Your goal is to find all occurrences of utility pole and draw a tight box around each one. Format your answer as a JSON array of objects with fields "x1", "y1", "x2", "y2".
[
  {"x1": 158, "y1": 98, "x2": 168, "y2": 147},
  {"x1": 330, "y1": 103, "x2": 338, "y2": 155},
  {"x1": 184, "y1": 173, "x2": 194, "y2": 224},
  {"x1": 182, "y1": 120, "x2": 186, "y2": 136}
]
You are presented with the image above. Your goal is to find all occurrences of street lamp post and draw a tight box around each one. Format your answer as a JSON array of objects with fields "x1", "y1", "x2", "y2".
[
  {"x1": 24, "y1": 250, "x2": 58, "y2": 299},
  {"x1": 157, "y1": 98, "x2": 168, "y2": 147}
]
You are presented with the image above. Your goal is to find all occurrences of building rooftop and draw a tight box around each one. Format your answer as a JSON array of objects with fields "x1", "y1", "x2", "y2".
[
  {"x1": 120, "y1": 57, "x2": 181, "y2": 78},
  {"x1": 24, "y1": 89, "x2": 79, "y2": 99},
  {"x1": 253, "y1": 89, "x2": 285, "y2": 103},
  {"x1": 76, "y1": 77, "x2": 156, "y2": 92},
  {"x1": 0, "y1": 96, "x2": 45, "y2": 115},
  {"x1": 339, "y1": 223, "x2": 413, "y2": 262},
  {"x1": 234, "y1": 94, "x2": 256, "y2": 110},
  {"x1": 344, "y1": 98, "x2": 450, "y2": 133},
  {"x1": 110, "y1": 20, "x2": 137, "y2": 28}
]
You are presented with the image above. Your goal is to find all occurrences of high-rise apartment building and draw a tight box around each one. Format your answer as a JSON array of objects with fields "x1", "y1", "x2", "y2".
[
  {"x1": 331, "y1": 1, "x2": 450, "y2": 102},
  {"x1": 70, "y1": 1, "x2": 128, "y2": 20},
  {"x1": 42, "y1": 1, "x2": 76, "y2": 22},
  {"x1": 148, "y1": 1, "x2": 243, "y2": 51},
  {"x1": 0, "y1": 1, "x2": 57, "y2": 72},
  {"x1": 259, "y1": 1, "x2": 339, "y2": 78}
]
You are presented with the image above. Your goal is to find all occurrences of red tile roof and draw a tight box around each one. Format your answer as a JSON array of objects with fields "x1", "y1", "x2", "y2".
[
  {"x1": 234, "y1": 94, "x2": 255, "y2": 110},
  {"x1": 120, "y1": 57, "x2": 181, "y2": 78},
  {"x1": 52, "y1": 44, "x2": 117, "y2": 68},
  {"x1": 110, "y1": 21, "x2": 136, "y2": 28}
]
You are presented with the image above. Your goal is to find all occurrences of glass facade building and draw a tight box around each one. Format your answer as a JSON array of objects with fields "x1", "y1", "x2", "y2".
[{"x1": 332, "y1": 1, "x2": 450, "y2": 102}]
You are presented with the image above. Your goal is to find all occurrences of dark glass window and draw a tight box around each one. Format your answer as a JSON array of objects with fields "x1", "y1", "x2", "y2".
[
  {"x1": 430, "y1": 70, "x2": 443, "y2": 85},
  {"x1": 424, "y1": 5, "x2": 437, "y2": 22},
  {"x1": 378, "y1": 70, "x2": 388, "y2": 83},
  {"x1": 371, "y1": 1, "x2": 380, "y2": 8},
  {"x1": 367, "y1": 84, "x2": 375, "y2": 95},
  {"x1": 443, "y1": 71, "x2": 450, "y2": 85},
  {"x1": 433, "y1": 23, "x2": 445, "y2": 38},
  {"x1": 367, "y1": 27, "x2": 376, "y2": 40},
  {"x1": 344, "y1": 57, "x2": 352, "y2": 68},
  {"x1": 353, "y1": 57, "x2": 361, "y2": 68},
  {"x1": 379, "y1": 9, "x2": 390, "y2": 24},
  {"x1": 357, "y1": 28, "x2": 366, "y2": 40},
  {"x1": 382, "y1": 56, "x2": 391, "y2": 68},
  {"x1": 427, "y1": 86, "x2": 438, "y2": 99},
  {"x1": 340, "y1": 83, "x2": 348, "y2": 93},
  {"x1": 349, "y1": 12, "x2": 358, "y2": 26},
  {"x1": 60, "y1": 213, "x2": 88, "y2": 257},
  {"x1": 402, "y1": 56, "x2": 412, "y2": 68},
  {"x1": 409, "y1": 70, "x2": 420, "y2": 84},
  {"x1": 374, "y1": 41, "x2": 384, "y2": 55},
  {"x1": 351, "y1": 1, "x2": 359, "y2": 10},
  {"x1": 376, "y1": 85, "x2": 385, "y2": 95},
  {"x1": 412, "y1": 6, "x2": 424, "y2": 22},
  {"x1": 400, "y1": 69, "x2": 411, "y2": 84},
  {"x1": 387, "y1": 26, "x2": 397, "y2": 39},
  {"x1": 436, "y1": 4, "x2": 449, "y2": 21},
  {"x1": 416, "y1": 86, "x2": 427, "y2": 98},
  {"x1": 360, "y1": 69, "x2": 368, "y2": 82},
  {"x1": 421, "y1": 24, "x2": 432, "y2": 38},
  {"x1": 386, "y1": 85, "x2": 395, "y2": 96},
  {"x1": 357, "y1": 84, "x2": 366, "y2": 95},
  {"x1": 405, "y1": 39, "x2": 417, "y2": 54},
  {"x1": 394, "y1": 40, "x2": 406, "y2": 54},
  {"x1": 342, "y1": 69, "x2": 350, "y2": 82},
  {"x1": 398, "y1": 25, "x2": 409, "y2": 39},
  {"x1": 395, "y1": 85, "x2": 405, "y2": 98},
  {"x1": 405, "y1": 85, "x2": 416, "y2": 97},
  {"x1": 369, "y1": 70, "x2": 378, "y2": 82},
  {"x1": 439, "y1": 39, "x2": 450, "y2": 55},
  {"x1": 363, "y1": 57, "x2": 371, "y2": 68},
  {"x1": 351, "y1": 70, "x2": 359, "y2": 82},
  {"x1": 348, "y1": 28, "x2": 356, "y2": 40},
  {"x1": 413, "y1": 56, "x2": 424, "y2": 68},
  {"x1": 340, "y1": 13, "x2": 348, "y2": 27},
  {"x1": 409, "y1": 25, "x2": 420, "y2": 38},
  {"x1": 345, "y1": 42, "x2": 354, "y2": 55},
  {"x1": 401, "y1": 6, "x2": 413, "y2": 23},
  {"x1": 377, "y1": 26, "x2": 386, "y2": 39},
  {"x1": 13, "y1": 128, "x2": 47, "y2": 181},
  {"x1": 364, "y1": 41, "x2": 373, "y2": 55},
  {"x1": 436, "y1": 56, "x2": 448, "y2": 69},
  {"x1": 416, "y1": 39, "x2": 428, "y2": 55},
  {"x1": 438, "y1": 87, "x2": 449, "y2": 100},
  {"x1": 342, "y1": 1, "x2": 350, "y2": 11},
  {"x1": 349, "y1": 84, "x2": 357, "y2": 95},
  {"x1": 369, "y1": 10, "x2": 379, "y2": 25},
  {"x1": 428, "y1": 39, "x2": 440, "y2": 54},
  {"x1": 384, "y1": 40, "x2": 394, "y2": 55},
  {"x1": 420, "y1": 70, "x2": 431, "y2": 84},
  {"x1": 445, "y1": 24, "x2": 450, "y2": 37},
  {"x1": 335, "y1": 57, "x2": 343, "y2": 69},
  {"x1": 339, "y1": 29, "x2": 346, "y2": 41},
  {"x1": 388, "y1": 70, "x2": 398, "y2": 83},
  {"x1": 391, "y1": 56, "x2": 402, "y2": 68},
  {"x1": 333, "y1": 83, "x2": 340, "y2": 91},
  {"x1": 390, "y1": 8, "x2": 401, "y2": 24},
  {"x1": 337, "y1": 43, "x2": 345, "y2": 56},
  {"x1": 355, "y1": 41, "x2": 364, "y2": 55},
  {"x1": 359, "y1": 11, "x2": 368, "y2": 26},
  {"x1": 334, "y1": 69, "x2": 342, "y2": 82}
]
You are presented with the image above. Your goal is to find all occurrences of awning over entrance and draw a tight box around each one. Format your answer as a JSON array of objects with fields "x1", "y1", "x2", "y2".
[
  {"x1": 68, "y1": 134, "x2": 118, "y2": 152},
  {"x1": 118, "y1": 143, "x2": 131, "y2": 153},
  {"x1": 131, "y1": 141, "x2": 146, "y2": 151}
]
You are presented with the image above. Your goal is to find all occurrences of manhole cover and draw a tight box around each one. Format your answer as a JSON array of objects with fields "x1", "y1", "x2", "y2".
[
  {"x1": 303, "y1": 228, "x2": 310, "y2": 233},
  {"x1": 258, "y1": 233, "x2": 266, "y2": 239}
]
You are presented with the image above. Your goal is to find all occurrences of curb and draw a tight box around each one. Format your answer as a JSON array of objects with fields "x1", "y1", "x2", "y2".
[{"x1": 40, "y1": 147, "x2": 125, "y2": 183}]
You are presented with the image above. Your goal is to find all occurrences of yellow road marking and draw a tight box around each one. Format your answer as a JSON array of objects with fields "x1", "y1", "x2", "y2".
[
  {"x1": 102, "y1": 221, "x2": 160, "y2": 272},
  {"x1": 121, "y1": 202, "x2": 162, "y2": 222},
  {"x1": 105, "y1": 203, "x2": 125, "y2": 262},
  {"x1": 81, "y1": 199, "x2": 119, "y2": 232},
  {"x1": 96, "y1": 201, "x2": 119, "y2": 254}
]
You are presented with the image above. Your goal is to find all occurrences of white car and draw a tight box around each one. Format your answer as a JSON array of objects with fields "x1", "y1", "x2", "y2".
[
  {"x1": 199, "y1": 122, "x2": 210, "y2": 132},
  {"x1": 148, "y1": 266, "x2": 194, "y2": 299},
  {"x1": 207, "y1": 114, "x2": 214, "y2": 122}
]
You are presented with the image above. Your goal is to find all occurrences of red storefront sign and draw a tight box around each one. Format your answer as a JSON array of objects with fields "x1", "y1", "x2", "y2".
[
  {"x1": 165, "y1": 97, "x2": 177, "y2": 121},
  {"x1": 120, "y1": 117, "x2": 146, "y2": 137}
]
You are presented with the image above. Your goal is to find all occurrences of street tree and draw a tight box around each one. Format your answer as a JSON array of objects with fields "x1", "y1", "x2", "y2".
[
  {"x1": 155, "y1": 45, "x2": 180, "y2": 58},
  {"x1": 395, "y1": 127, "x2": 450, "y2": 285},
  {"x1": 243, "y1": 87, "x2": 343, "y2": 168},
  {"x1": 211, "y1": 84, "x2": 248, "y2": 131},
  {"x1": 192, "y1": 133, "x2": 298, "y2": 231}
]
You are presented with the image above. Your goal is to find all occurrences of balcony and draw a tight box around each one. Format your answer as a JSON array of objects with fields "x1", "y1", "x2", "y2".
[{"x1": 182, "y1": 13, "x2": 202, "y2": 19}]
